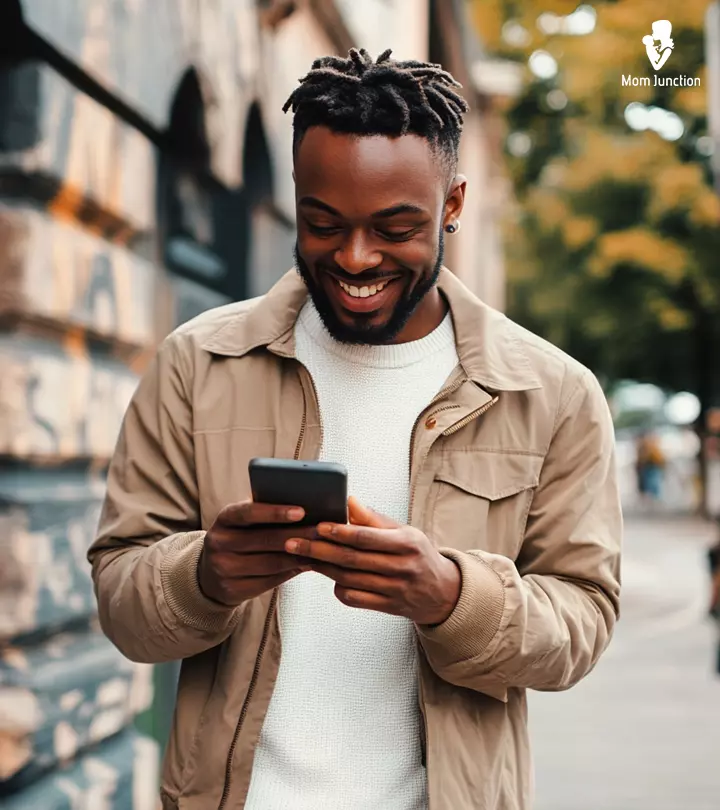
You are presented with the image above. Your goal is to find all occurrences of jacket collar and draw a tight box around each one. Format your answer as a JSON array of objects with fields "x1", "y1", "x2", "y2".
[{"x1": 200, "y1": 267, "x2": 542, "y2": 392}]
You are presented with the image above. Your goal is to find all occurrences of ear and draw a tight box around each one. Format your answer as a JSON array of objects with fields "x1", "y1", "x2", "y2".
[{"x1": 442, "y1": 174, "x2": 467, "y2": 230}]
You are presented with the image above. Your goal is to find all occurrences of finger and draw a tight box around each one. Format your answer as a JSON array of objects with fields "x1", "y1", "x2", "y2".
[
  {"x1": 217, "y1": 501, "x2": 306, "y2": 527},
  {"x1": 222, "y1": 552, "x2": 311, "y2": 578},
  {"x1": 242, "y1": 567, "x2": 310, "y2": 596},
  {"x1": 284, "y1": 537, "x2": 402, "y2": 572},
  {"x1": 211, "y1": 525, "x2": 319, "y2": 553},
  {"x1": 333, "y1": 585, "x2": 399, "y2": 613},
  {"x1": 314, "y1": 523, "x2": 410, "y2": 553},
  {"x1": 308, "y1": 561, "x2": 399, "y2": 596},
  {"x1": 347, "y1": 496, "x2": 400, "y2": 529}
]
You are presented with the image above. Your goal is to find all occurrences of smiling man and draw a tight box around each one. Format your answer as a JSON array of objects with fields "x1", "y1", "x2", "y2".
[{"x1": 89, "y1": 49, "x2": 622, "y2": 810}]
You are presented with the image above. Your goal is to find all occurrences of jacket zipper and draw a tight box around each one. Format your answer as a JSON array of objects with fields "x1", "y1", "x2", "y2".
[
  {"x1": 217, "y1": 588, "x2": 277, "y2": 810},
  {"x1": 408, "y1": 380, "x2": 498, "y2": 798},
  {"x1": 443, "y1": 396, "x2": 499, "y2": 437},
  {"x1": 407, "y1": 377, "x2": 464, "y2": 778},
  {"x1": 217, "y1": 363, "x2": 314, "y2": 810},
  {"x1": 407, "y1": 377, "x2": 466, "y2": 525}
]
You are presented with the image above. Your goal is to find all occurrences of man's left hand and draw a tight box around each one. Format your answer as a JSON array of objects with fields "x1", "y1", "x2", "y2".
[{"x1": 285, "y1": 496, "x2": 461, "y2": 626}]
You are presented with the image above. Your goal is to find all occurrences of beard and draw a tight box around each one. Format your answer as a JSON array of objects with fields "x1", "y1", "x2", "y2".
[{"x1": 293, "y1": 230, "x2": 445, "y2": 345}]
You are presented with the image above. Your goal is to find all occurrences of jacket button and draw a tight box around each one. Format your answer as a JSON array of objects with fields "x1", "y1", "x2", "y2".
[{"x1": 425, "y1": 417, "x2": 437, "y2": 429}]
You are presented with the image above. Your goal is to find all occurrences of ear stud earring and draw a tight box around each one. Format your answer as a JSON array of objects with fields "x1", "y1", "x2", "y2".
[{"x1": 445, "y1": 221, "x2": 461, "y2": 234}]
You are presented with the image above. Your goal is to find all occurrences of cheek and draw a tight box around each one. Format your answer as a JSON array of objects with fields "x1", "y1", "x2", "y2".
[
  {"x1": 391, "y1": 229, "x2": 439, "y2": 265},
  {"x1": 400, "y1": 237, "x2": 438, "y2": 271},
  {"x1": 297, "y1": 231, "x2": 337, "y2": 260}
]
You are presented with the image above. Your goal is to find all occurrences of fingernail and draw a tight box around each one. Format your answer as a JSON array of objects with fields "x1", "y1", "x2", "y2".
[
  {"x1": 318, "y1": 523, "x2": 334, "y2": 536},
  {"x1": 287, "y1": 508, "x2": 304, "y2": 520},
  {"x1": 286, "y1": 540, "x2": 298, "y2": 553}
]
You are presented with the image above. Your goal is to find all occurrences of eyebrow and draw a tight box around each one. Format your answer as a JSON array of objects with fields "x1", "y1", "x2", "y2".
[{"x1": 298, "y1": 196, "x2": 427, "y2": 219}]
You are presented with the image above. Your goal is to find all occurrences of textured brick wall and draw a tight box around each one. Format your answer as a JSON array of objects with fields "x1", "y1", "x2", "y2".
[{"x1": 0, "y1": 57, "x2": 161, "y2": 810}]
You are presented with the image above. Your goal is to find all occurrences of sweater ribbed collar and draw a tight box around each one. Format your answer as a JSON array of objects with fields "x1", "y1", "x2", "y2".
[{"x1": 294, "y1": 299, "x2": 456, "y2": 370}]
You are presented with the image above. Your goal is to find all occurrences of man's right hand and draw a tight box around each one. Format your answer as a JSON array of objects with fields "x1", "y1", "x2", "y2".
[{"x1": 198, "y1": 501, "x2": 315, "y2": 606}]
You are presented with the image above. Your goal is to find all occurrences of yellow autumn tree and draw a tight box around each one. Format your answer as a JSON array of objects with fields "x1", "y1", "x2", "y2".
[{"x1": 470, "y1": 0, "x2": 720, "y2": 467}]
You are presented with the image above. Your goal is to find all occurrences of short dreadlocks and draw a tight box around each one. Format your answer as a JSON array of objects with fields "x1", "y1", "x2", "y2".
[{"x1": 283, "y1": 48, "x2": 469, "y2": 174}]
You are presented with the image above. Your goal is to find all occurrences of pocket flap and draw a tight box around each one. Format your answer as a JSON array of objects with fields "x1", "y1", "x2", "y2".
[{"x1": 434, "y1": 451, "x2": 543, "y2": 501}]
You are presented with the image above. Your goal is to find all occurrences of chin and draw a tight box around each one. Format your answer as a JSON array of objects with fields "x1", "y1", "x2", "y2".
[
  {"x1": 324, "y1": 306, "x2": 404, "y2": 345},
  {"x1": 293, "y1": 240, "x2": 443, "y2": 346}
]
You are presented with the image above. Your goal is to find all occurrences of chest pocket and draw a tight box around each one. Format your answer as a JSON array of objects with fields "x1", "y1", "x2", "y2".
[{"x1": 425, "y1": 451, "x2": 543, "y2": 560}]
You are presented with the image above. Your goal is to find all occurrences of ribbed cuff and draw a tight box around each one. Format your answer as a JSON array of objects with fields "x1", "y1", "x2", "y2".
[
  {"x1": 159, "y1": 531, "x2": 241, "y2": 633},
  {"x1": 417, "y1": 548, "x2": 505, "y2": 664}
]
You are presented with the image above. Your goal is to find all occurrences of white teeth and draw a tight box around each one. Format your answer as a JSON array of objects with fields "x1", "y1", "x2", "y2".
[{"x1": 338, "y1": 279, "x2": 390, "y2": 298}]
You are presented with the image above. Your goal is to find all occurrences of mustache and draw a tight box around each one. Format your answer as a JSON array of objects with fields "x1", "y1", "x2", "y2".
[{"x1": 317, "y1": 266, "x2": 405, "y2": 285}]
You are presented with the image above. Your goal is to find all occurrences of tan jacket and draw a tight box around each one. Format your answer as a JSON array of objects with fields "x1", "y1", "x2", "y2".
[{"x1": 89, "y1": 268, "x2": 622, "y2": 810}]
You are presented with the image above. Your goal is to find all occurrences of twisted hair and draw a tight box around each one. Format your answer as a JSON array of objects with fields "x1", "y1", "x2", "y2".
[{"x1": 283, "y1": 48, "x2": 469, "y2": 173}]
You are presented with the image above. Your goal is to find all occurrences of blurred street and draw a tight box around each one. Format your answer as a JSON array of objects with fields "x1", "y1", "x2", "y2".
[{"x1": 530, "y1": 516, "x2": 720, "y2": 810}]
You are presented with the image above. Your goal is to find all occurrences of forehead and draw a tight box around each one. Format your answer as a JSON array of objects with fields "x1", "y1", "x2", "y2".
[{"x1": 294, "y1": 127, "x2": 445, "y2": 215}]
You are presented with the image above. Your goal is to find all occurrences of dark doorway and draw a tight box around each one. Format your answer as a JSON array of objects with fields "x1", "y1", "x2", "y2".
[
  {"x1": 243, "y1": 102, "x2": 274, "y2": 206},
  {"x1": 157, "y1": 68, "x2": 248, "y2": 302}
]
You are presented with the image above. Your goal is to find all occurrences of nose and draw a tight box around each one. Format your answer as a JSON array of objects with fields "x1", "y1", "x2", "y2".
[{"x1": 334, "y1": 230, "x2": 383, "y2": 275}]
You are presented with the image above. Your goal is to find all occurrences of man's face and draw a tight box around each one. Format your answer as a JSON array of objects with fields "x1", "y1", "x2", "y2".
[{"x1": 293, "y1": 127, "x2": 465, "y2": 344}]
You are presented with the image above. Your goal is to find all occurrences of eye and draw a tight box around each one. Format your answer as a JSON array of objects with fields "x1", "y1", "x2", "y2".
[
  {"x1": 377, "y1": 228, "x2": 419, "y2": 243},
  {"x1": 306, "y1": 221, "x2": 342, "y2": 237}
]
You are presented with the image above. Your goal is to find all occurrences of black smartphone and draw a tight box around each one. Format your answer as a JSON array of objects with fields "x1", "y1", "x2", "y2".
[{"x1": 248, "y1": 457, "x2": 348, "y2": 527}]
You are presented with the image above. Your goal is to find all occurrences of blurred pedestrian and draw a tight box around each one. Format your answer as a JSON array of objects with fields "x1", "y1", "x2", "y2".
[
  {"x1": 709, "y1": 530, "x2": 720, "y2": 675},
  {"x1": 636, "y1": 430, "x2": 666, "y2": 504},
  {"x1": 88, "y1": 48, "x2": 621, "y2": 810}
]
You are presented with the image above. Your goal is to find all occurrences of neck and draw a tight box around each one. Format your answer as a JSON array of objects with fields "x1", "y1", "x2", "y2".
[{"x1": 392, "y1": 287, "x2": 449, "y2": 344}]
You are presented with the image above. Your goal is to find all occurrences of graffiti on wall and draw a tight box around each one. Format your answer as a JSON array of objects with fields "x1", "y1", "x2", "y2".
[
  {"x1": 0, "y1": 466, "x2": 107, "y2": 640},
  {"x1": 0, "y1": 337, "x2": 138, "y2": 461}
]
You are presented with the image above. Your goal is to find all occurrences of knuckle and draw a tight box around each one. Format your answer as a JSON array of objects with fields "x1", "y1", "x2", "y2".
[
  {"x1": 220, "y1": 582, "x2": 236, "y2": 602},
  {"x1": 204, "y1": 530, "x2": 223, "y2": 554},
  {"x1": 354, "y1": 528, "x2": 369, "y2": 545},
  {"x1": 402, "y1": 531, "x2": 422, "y2": 554},
  {"x1": 237, "y1": 501, "x2": 253, "y2": 522},
  {"x1": 207, "y1": 552, "x2": 227, "y2": 578},
  {"x1": 338, "y1": 548, "x2": 357, "y2": 569},
  {"x1": 292, "y1": 539, "x2": 308, "y2": 556},
  {"x1": 273, "y1": 506, "x2": 290, "y2": 522},
  {"x1": 336, "y1": 569, "x2": 354, "y2": 587}
]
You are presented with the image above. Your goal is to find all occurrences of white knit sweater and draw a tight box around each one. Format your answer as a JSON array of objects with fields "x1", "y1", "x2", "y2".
[{"x1": 244, "y1": 299, "x2": 459, "y2": 810}]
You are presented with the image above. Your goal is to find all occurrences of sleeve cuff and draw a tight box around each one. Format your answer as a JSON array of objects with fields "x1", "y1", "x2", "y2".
[
  {"x1": 416, "y1": 547, "x2": 506, "y2": 664},
  {"x1": 159, "y1": 531, "x2": 242, "y2": 634}
]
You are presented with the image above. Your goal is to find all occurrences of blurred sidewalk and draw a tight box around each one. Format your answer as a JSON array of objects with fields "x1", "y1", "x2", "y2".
[{"x1": 530, "y1": 515, "x2": 720, "y2": 810}]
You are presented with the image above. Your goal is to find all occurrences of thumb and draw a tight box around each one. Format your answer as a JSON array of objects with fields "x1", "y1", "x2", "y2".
[{"x1": 347, "y1": 496, "x2": 399, "y2": 528}]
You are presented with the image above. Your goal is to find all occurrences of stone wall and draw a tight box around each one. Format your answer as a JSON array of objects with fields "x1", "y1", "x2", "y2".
[{"x1": 0, "y1": 2, "x2": 277, "y2": 806}]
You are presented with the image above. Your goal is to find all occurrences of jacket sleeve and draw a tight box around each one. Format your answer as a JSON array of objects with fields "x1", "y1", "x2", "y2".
[
  {"x1": 416, "y1": 369, "x2": 622, "y2": 701},
  {"x1": 87, "y1": 335, "x2": 242, "y2": 664}
]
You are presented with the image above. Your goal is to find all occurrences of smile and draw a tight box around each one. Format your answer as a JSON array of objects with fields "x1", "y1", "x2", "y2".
[
  {"x1": 325, "y1": 273, "x2": 401, "y2": 315},
  {"x1": 336, "y1": 278, "x2": 391, "y2": 298}
]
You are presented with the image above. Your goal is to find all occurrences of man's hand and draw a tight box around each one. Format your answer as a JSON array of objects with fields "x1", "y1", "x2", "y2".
[
  {"x1": 285, "y1": 496, "x2": 461, "y2": 626},
  {"x1": 198, "y1": 502, "x2": 318, "y2": 606}
]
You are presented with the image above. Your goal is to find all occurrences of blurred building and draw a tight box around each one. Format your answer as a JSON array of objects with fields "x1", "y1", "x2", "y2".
[{"x1": 0, "y1": 1, "x2": 507, "y2": 807}]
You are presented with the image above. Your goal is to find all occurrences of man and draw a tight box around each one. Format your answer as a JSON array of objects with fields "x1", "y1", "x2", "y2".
[{"x1": 89, "y1": 49, "x2": 622, "y2": 810}]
